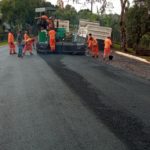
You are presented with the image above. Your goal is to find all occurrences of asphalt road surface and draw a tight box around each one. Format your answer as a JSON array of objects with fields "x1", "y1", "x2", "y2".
[{"x1": 0, "y1": 46, "x2": 150, "y2": 150}]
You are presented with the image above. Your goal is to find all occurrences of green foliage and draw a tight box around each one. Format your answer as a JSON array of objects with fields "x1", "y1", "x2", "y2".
[
  {"x1": 126, "y1": 3, "x2": 150, "y2": 50},
  {"x1": 56, "y1": 5, "x2": 78, "y2": 25},
  {"x1": 0, "y1": 0, "x2": 49, "y2": 29},
  {"x1": 112, "y1": 43, "x2": 120, "y2": 50},
  {"x1": 56, "y1": 7, "x2": 99, "y2": 30},
  {"x1": 0, "y1": 41, "x2": 7, "y2": 46},
  {"x1": 100, "y1": 14, "x2": 120, "y2": 43},
  {"x1": 0, "y1": 0, "x2": 148, "y2": 51},
  {"x1": 140, "y1": 33, "x2": 150, "y2": 49},
  {"x1": 78, "y1": 9, "x2": 99, "y2": 22}
]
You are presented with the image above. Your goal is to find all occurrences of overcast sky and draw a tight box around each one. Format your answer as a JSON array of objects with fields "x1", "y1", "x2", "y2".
[{"x1": 47, "y1": 0, "x2": 133, "y2": 14}]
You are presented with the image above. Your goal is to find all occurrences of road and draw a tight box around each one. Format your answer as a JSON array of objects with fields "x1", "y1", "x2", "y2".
[{"x1": 0, "y1": 46, "x2": 150, "y2": 150}]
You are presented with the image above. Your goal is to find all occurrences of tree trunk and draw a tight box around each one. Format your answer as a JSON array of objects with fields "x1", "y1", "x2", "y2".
[
  {"x1": 120, "y1": 0, "x2": 128, "y2": 52},
  {"x1": 91, "y1": 0, "x2": 94, "y2": 13},
  {"x1": 120, "y1": 20, "x2": 127, "y2": 51}
]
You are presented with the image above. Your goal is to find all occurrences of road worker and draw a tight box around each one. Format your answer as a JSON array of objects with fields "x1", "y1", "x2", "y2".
[
  {"x1": 23, "y1": 38, "x2": 34, "y2": 55},
  {"x1": 24, "y1": 31, "x2": 30, "y2": 41},
  {"x1": 103, "y1": 37, "x2": 112, "y2": 60},
  {"x1": 35, "y1": 15, "x2": 54, "y2": 30},
  {"x1": 37, "y1": 15, "x2": 49, "y2": 28},
  {"x1": 23, "y1": 31, "x2": 33, "y2": 55},
  {"x1": 91, "y1": 37, "x2": 99, "y2": 58},
  {"x1": 35, "y1": 14, "x2": 49, "y2": 20},
  {"x1": 87, "y1": 33, "x2": 93, "y2": 55},
  {"x1": 8, "y1": 30, "x2": 16, "y2": 55},
  {"x1": 17, "y1": 30, "x2": 23, "y2": 57},
  {"x1": 48, "y1": 29, "x2": 56, "y2": 52}
]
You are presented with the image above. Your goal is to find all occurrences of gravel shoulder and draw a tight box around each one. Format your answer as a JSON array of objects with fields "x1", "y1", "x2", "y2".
[{"x1": 102, "y1": 51, "x2": 150, "y2": 80}]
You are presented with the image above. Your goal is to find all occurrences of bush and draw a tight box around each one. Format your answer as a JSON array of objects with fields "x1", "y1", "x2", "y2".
[
  {"x1": 140, "y1": 33, "x2": 150, "y2": 50},
  {"x1": 0, "y1": 32, "x2": 7, "y2": 42}
]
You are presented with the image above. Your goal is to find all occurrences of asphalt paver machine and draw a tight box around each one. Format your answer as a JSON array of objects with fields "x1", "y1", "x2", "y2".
[{"x1": 35, "y1": 7, "x2": 86, "y2": 54}]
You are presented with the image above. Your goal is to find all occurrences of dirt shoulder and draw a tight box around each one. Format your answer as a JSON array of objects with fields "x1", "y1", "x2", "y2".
[{"x1": 104, "y1": 51, "x2": 150, "y2": 80}]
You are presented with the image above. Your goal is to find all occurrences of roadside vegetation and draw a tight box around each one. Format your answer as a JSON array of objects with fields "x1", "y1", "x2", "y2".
[
  {"x1": 0, "y1": 41, "x2": 7, "y2": 46},
  {"x1": 0, "y1": 0, "x2": 149, "y2": 57}
]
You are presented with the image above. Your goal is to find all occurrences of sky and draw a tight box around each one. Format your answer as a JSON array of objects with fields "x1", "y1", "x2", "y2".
[{"x1": 47, "y1": 0, "x2": 134, "y2": 14}]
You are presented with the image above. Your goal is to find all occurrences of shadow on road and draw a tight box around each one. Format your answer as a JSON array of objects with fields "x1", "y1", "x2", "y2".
[{"x1": 40, "y1": 54, "x2": 150, "y2": 150}]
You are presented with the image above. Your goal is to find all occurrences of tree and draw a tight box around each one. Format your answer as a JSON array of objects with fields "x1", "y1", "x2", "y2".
[
  {"x1": 120, "y1": 0, "x2": 130, "y2": 51},
  {"x1": 72, "y1": 0, "x2": 107, "y2": 13},
  {"x1": 100, "y1": 14, "x2": 120, "y2": 43},
  {"x1": 126, "y1": 0, "x2": 150, "y2": 50},
  {"x1": 56, "y1": 5, "x2": 78, "y2": 26},
  {"x1": 78, "y1": 9, "x2": 99, "y2": 22},
  {"x1": 0, "y1": 0, "x2": 48, "y2": 30},
  {"x1": 71, "y1": 0, "x2": 128, "y2": 49}
]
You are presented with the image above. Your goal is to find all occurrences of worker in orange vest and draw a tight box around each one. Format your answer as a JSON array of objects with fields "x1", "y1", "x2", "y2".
[
  {"x1": 48, "y1": 29, "x2": 56, "y2": 52},
  {"x1": 87, "y1": 33, "x2": 93, "y2": 55},
  {"x1": 104, "y1": 37, "x2": 112, "y2": 60},
  {"x1": 24, "y1": 31, "x2": 30, "y2": 41},
  {"x1": 36, "y1": 15, "x2": 49, "y2": 27},
  {"x1": 35, "y1": 15, "x2": 49, "y2": 20},
  {"x1": 8, "y1": 30, "x2": 16, "y2": 55},
  {"x1": 23, "y1": 31, "x2": 33, "y2": 55},
  {"x1": 35, "y1": 15, "x2": 55, "y2": 30},
  {"x1": 91, "y1": 37, "x2": 99, "y2": 58}
]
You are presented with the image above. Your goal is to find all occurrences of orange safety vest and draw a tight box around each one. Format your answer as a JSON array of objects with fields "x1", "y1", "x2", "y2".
[
  {"x1": 8, "y1": 32, "x2": 14, "y2": 43},
  {"x1": 48, "y1": 30, "x2": 56, "y2": 51},
  {"x1": 92, "y1": 38, "x2": 99, "y2": 55},
  {"x1": 48, "y1": 30, "x2": 56, "y2": 39},
  {"x1": 104, "y1": 38, "x2": 112, "y2": 57},
  {"x1": 92, "y1": 38, "x2": 98, "y2": 46},
  {"x1": 41, "y1": 15, "x2": 48, "y2": 20},
  {"x1": 104, "y1": 38, "x2": 112, "y2": 49},
  {"x1": 87, "y1": 37, "x2": 93, "y2": 50}
]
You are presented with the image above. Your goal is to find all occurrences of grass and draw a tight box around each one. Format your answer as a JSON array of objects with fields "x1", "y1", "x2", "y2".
[
  {"x1": 0, "y1": 41, "x2": 7, "y2": 46},
  {"x1": 113, "y1": 43, "x2": 121, "y2": 50},
  {"x1": 112, "y1": 43, "x2": 150, "y2": 62},
  {"x1": 141, "y1": 56, "x2": 150, "y2": 62},
  {"x1": 113, "y1": 43, "x2": 135, "y2": 54}
]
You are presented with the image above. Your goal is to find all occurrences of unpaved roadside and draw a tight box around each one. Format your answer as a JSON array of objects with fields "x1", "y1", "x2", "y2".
[{"x1": 104, "y1": 51, "x2": 150, "y2": 80}]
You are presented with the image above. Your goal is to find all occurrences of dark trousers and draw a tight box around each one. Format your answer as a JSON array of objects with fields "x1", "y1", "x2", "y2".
[{"x1": 18, "y1": 44, "x2": 23, "y2": 57}]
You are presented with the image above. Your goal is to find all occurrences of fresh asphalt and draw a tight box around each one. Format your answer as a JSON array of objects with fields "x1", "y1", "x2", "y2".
[{"x1": 0, "y1": 46, "x2": 150, "y2": 150}]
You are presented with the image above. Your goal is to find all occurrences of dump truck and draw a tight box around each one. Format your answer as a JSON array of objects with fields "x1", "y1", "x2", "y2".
[{"x1": 78, "y1": 19, "x2": 112, "y2": 51}]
